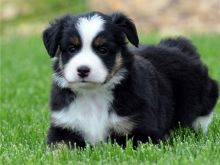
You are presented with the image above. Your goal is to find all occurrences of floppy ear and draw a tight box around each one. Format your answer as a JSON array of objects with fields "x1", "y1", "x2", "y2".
[
  {"x1": 42, "y1": 14, "x2": 72, "y2": 57},
  {"x1": 42, "y1": 22, "x2": 61, "y2": 57},
  {"x1": 111, "y1": 12, "x2": 139, "y2": 47}
]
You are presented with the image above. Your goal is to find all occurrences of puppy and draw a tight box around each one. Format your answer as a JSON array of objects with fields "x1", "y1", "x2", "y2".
[{"x1": 42, "y1": 12, "x2": 219, "y2": 148}]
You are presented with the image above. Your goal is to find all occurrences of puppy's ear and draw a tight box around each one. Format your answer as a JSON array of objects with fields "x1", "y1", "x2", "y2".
[
  {"x1": 43, "y1": 23, "x2": 60, "y2": 57},
  {"x1": 111, "y1": 12, "x2": 139, "y2": 47},
  {"x1": 43, "y1": 15, "x2": 69, "y2": 57}
]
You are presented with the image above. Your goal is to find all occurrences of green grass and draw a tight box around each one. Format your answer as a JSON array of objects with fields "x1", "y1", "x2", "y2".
[
  {"x1": 1, "y1": 0, "x2": 88, "y2": 36},
  {"x1": 0, "y1": 34, "x2": 220, "y2": 165},
  {"x1": 2, "y1": 0, "x2": 88, "y2": 23}
]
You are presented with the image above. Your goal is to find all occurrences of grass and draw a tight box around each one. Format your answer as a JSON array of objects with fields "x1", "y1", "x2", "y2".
[
  {"x1": 2, "y1": 0, "x2": 88, "y2": 24},
  {"x1": 1, "y1": 0, "x2": 88, "y2": 36},
  {"x1": 0, "y1": 34, "x2": 220, "y2": 165}
]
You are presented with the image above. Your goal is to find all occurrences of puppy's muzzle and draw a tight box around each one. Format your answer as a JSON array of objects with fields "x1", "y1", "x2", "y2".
[{"x1": 77, "y1": 65, "x2": 90, "y2": 78}]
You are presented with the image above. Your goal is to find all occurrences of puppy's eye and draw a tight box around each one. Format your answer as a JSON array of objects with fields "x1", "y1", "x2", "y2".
[
  {"x1": 97, "y1": 47, "x2": 108, "y2": 55},
  {"x1": 68, "y1": 46, "x2": 77, "y2": 53}
]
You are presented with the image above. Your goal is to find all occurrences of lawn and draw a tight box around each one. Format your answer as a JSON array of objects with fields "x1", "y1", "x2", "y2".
[{"x1": 0, "y1": 34, "x2": 220, "y2": 165}]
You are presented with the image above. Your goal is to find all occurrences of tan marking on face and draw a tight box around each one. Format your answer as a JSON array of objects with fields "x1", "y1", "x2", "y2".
[
  {"x1": 70, "y1": 36, "x2": 80, "y2": 46},
  {"x1": 56, "y1": 47, "x2": 63, "y2": 70},
  {"x1": 94, "y1": 37, "x2": 106, "y2": 47},
  {"x1": 111, "y1": 53, "x2": 123, "y2": 76},
  {"x1": 105, "y1": 53, "x2": 123, "y2": 83},
  {"x1": 59, "y1": 54, "x2": 64, "y2": 70}
]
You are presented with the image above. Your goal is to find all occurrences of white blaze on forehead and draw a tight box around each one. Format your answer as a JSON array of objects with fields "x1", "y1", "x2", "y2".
[
  {"x1": 76, "y1": 14, "x2": 104, "y2": 45},
  {"x1": 63, "y1": 14, "x2": 108, "y2": 86}
]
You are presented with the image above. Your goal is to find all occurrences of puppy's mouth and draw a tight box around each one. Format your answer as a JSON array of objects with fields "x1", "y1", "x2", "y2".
[
  {"x1": 66, "y1": 79, "x2": 104, "y2": 91},
  {"x1": 67, "y1": 78, "x2": 103, "y2": 84},
  {"x1": 79, "y1": 79, "x2": 89, "y2": 83}
]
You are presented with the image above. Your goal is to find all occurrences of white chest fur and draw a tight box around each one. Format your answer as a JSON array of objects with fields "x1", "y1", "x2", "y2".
[{"x1": 51, "y1": 88, "x2": 134, "y2": 144}]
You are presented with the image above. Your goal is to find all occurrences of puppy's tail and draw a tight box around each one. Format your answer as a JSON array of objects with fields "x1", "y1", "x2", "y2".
[{"x1": 159, "y1": 37, "x2": 200, "y2": 59}]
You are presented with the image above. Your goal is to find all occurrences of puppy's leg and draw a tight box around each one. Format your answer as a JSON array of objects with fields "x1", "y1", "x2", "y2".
[
  {"x1": 192, "y1": 111, "x2": 214, "y2": 134},
  {"x1": 47, "y1": 126, "x2": 86, "y2": 148}
]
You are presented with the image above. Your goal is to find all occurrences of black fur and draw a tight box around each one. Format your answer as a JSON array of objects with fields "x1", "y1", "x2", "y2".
[
  {"x1": 111, "y1": 12, "x2": 139, "y2": 47},
  {"x1": 43, "y1": 12, "x2": 219, "y2": 148}
]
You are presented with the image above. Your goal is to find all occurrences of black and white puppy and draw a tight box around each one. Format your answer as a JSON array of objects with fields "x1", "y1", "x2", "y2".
[{"x1": 42, "y1": 12, "x2": 219, "y2": 147}]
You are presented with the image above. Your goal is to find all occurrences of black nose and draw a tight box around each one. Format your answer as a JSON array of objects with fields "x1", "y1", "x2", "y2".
[{"x1": 77, "y1": 65, "x2": 90, "y2": 78}]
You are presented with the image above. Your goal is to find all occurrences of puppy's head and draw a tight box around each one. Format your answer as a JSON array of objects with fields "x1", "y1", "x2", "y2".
[{"x1": 43, "y1": 12, "x2": 138, "y2": 90}]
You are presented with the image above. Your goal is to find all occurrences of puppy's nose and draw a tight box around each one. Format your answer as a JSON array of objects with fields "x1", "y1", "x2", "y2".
[{"x1": 77, "y1": 65, "x2": 90, "y2": 78}]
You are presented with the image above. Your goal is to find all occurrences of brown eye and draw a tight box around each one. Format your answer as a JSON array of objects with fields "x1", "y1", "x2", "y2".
[
  {"x1": 68, "y1": 46, "x2": 77, "y2": 54},
  {"x1": 97, "y1": 47, "x2": 108, "y2": 55}
]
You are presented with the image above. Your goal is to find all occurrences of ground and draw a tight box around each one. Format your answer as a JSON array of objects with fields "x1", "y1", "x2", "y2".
[{"x1": 0, "y1": 34, "x2": 220, "y2": 165}]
